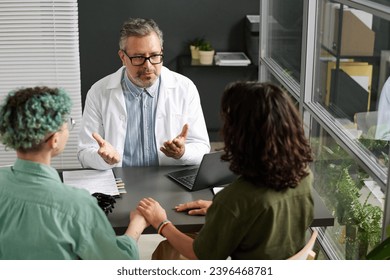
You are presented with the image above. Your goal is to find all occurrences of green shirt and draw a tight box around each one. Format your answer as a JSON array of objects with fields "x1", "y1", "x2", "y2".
[
  {"x1": 0, "y1": 159, "x2": 139, "y2": 260},
  {"x1": 193, "y1": 171, "x2": 314, "y2": 260}
]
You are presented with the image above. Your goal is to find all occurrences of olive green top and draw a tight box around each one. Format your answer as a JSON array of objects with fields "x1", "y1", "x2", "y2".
[{"x1": 193, "y1": 171, "x2": 314, "y2": 259}]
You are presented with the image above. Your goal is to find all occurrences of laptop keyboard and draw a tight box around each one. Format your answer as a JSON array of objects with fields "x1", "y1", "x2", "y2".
[{"x1": 176, "y1": 174, "x2": 196, "y2": 188}]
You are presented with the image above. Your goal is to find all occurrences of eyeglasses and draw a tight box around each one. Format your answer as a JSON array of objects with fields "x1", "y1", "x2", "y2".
[
  {"x1": 122, "y1": 50, "x2": 163, "y2": 66},
  {"x1": 44, "y1": 117, "x2": 75, "y2": 142},
  {"x1": 67, "y1": 117, "x2": 76, "y2": 131}
]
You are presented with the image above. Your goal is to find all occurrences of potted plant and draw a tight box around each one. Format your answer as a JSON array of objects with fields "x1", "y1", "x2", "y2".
[
  {"x1": 188, "y1": 37, "x2": 205, "y2": 60},
  {"x1": 335, "y1": 167, "x2": 382, "y2": 259},
  {"x1": 198, "y1": 41, "x2": 215, "y2": 65},
  {"x1": 312, "y1": 140, "x2": 383, "y2": 259}
]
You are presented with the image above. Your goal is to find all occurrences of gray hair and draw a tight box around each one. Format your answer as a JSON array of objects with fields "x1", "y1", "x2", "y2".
[{"x1": 119, "y1": 18, "x2": 164, "y2": 50}]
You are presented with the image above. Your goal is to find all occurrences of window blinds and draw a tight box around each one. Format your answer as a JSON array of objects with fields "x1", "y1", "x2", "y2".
[{"x1": 0, "y1": 0, "x2": 82, "y2": 168}]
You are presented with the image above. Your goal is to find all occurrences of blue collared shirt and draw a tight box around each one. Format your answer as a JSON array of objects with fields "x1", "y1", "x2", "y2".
[{"x1": 121, "y1": 69, "x2": 159, "y2": 166}]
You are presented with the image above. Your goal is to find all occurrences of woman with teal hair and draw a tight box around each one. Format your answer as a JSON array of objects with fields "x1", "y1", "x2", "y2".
[{"x1": 0, "y1": 86, "x2": 148, "y2": 259}]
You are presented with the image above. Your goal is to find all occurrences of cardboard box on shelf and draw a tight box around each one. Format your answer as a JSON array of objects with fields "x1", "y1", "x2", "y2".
[
  {"x1": 334, "y1": 9, "x2": 375, "y2": 56},
  {"x1": 323, "y1": 4, "x2": 375, "y2": 57}
]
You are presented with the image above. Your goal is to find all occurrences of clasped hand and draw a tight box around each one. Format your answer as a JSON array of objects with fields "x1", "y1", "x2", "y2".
[{"x1": 137, "y1": 198, "x2": 212, "y2": 231}]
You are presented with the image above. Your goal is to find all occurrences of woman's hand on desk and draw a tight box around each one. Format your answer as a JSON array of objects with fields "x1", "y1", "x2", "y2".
[
  {"x1": 175, "y1": 200, "x2": 212, "y2": 216},
  {"x1": 138, "y1": 197, "x2": 198, "y2": 259},
  {"x1": 125, "y1": 210, "x2": 149, "y2": 241},
  {"x1": 130, "y1": 210, "x2": 149, "y2": 228},
  {"x1": 137, "y1": 197, "x2": 168, "y2": 229}
]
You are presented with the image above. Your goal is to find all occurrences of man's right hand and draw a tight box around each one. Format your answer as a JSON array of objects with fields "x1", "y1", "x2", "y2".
[
  {"x1": 174, "y1": 200, "x2": 212, "y2": 216},
  {"x1": 92, "y1": 132, "x2": 121, "y2": 165}
]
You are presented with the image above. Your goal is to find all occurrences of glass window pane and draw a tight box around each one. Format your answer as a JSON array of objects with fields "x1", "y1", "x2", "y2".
[
  {"x1": 309, "y1": 117, "x2": 385, "y2": 259},
  {"x1": 269, "y1": 74, "x2": 300, "y2": 104},
  {"x1": 267, "y1": 0, "x2": 303, "y2": 82},
  {"x1": 313, "y1": 0, "x2": 390, "y2": 178},
  {"x1": 361, "y1": 0, "x2": 390, "y2": 7}
]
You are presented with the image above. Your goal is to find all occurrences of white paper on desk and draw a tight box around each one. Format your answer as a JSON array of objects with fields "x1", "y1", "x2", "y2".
[{"x1": 62, "y1": 169, "x2": 119, "y2": 196}]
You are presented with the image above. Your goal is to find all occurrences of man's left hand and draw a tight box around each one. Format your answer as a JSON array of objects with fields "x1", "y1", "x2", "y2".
[{"x1": 160, "y1": 124, "x2": 188, "y2": 159}]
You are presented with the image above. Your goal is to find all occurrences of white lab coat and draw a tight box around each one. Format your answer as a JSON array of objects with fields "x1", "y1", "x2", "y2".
[
  {"x1": 376, "y1": 76, "x2": 390, "y2": 140},
  {"x1": 78, "y1": 66, "x2": 211, "y2": 170}
]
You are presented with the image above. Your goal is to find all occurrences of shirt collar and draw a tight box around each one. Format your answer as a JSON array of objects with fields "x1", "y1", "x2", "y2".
[
  {"x1": 13, "y1": 158, "x2": 62, "y2": 182},
  {"x1": 122, "y1": 68, "x2": 160, "y2": 98}
]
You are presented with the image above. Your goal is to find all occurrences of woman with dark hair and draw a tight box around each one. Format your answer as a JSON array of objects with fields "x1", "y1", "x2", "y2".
[{"x1": 138, "y1": 81, "x2": 314, "y2": 259}]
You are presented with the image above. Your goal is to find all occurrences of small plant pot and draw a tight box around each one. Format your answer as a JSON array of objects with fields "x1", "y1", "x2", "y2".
[
  {"x1": 199, "y1": 50, "x2": 215, "y2": 65},
  {"x1": 190, "y1": 45, "x2": 200, "y2": 60}
]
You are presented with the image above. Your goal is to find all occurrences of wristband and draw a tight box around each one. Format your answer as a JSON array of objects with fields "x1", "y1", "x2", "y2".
[{"x1": 157, "y1": 219, "x2": 171, "y2": 237}]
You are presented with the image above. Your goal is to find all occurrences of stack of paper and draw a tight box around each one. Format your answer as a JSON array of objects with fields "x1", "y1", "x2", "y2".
[
  {"x1": 214, "y1": 52, "x2": 251, "y2": 66},
  {"x1": 63, "y1": 169, "x2": 121, "y2": 196}
]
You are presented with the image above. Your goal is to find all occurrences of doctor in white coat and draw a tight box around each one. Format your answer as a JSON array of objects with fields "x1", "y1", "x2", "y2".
[
  {"x1": 78, "y1": 18, "x2": 210, "y2": 170},
  {"x1": 376, "y1": 76, "x2": 390, "y2": 141}
]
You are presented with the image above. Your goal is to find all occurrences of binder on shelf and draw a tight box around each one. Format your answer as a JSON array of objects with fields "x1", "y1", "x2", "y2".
[
  {"x1": 325, "y1": 61, "x2": 373, "y2": 110},
  {"x1": 214, "y1": 52, "x2": 251, "y2": 66},
  {"x1": 323, "y1": 60, "x2": 373, "y2": 123}
]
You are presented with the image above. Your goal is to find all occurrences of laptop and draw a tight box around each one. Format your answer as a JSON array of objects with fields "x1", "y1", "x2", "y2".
[{"x1": 167, "y1": 151, "x2": 236, "y2": 191}]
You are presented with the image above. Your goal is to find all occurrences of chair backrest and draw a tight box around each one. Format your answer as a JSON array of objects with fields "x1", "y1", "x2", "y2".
[{"x1": 287, "y1": 229, "x2": 318, "y2": 260}]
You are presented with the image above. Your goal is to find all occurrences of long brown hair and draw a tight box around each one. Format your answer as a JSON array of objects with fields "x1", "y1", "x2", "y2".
[{"x1": 220, "y1": 81, "x2": 313, "y2": 191}]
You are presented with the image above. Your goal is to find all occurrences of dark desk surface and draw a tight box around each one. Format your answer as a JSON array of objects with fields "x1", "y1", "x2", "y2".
[{"x1": 108, "y1": 166, "x2": 334, "y2": 234}]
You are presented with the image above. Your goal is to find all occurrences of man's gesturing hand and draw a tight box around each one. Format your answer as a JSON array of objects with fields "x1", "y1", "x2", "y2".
[
  {"x1": 160, "y1": 124, "x2": 189, "y2": 159},
  {"x1": 92, "y1": 132, "x2": 121, "y2": 165}
]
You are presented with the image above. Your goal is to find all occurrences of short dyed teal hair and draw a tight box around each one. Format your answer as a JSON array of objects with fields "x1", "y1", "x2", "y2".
[{"x1": 0, "y1": 86, "x2": 72, "y2": 152}]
